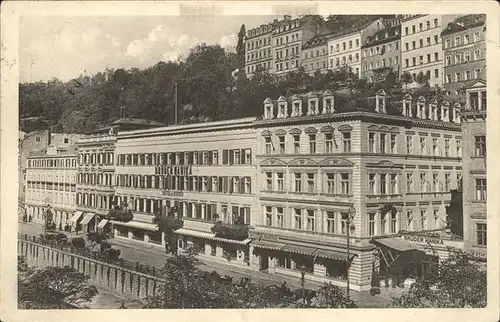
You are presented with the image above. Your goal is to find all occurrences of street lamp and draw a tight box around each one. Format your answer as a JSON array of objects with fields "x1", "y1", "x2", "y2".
[
  {"x1": 300, "y1": 265, "x2": 306, "y2": 306},
  {"x1": 346, "y1": 206, "x2": 356, "y2": 298}
]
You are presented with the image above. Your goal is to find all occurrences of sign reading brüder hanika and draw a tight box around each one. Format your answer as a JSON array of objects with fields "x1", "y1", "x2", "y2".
[
  {"x1": 155, "y1": 165, "x2": 192, "y2": 176},
  {"x1": 402, "y1": 234, "x2": 445, "y2": 245}
]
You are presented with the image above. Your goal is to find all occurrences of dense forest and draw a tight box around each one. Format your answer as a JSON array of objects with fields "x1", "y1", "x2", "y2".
[{"x1": 19, "y1": 15, "x2": 402, "y2": 134}]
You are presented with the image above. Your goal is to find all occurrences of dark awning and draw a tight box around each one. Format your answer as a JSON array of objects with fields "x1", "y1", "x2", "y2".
[
  {"x1": 372, "y1": 237, "x2": 425, "y2": 252},
  {"x1": 281, "y1": 244, "x2": 317, "y2": 256},
  {"x1": 314, "y1": 249, "x2": 355, "y2": 262},
  {"x1": 252, "y1": 240, "x2": 285, "y2": 251}
]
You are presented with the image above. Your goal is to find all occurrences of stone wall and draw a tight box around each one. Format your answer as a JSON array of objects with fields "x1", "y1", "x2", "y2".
[{"x1": 18, "y1": 238, "x2": 164, "y2": 301}]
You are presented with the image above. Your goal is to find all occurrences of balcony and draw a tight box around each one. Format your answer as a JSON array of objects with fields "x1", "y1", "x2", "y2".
[{"x1": 211, "y1": 221, "x2": 249, "y2": 241}]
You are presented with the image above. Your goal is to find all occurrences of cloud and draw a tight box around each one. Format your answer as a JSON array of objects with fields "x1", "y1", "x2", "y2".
[{"x1": 219, "y1": 33, "x2": 237, "y2": 48}]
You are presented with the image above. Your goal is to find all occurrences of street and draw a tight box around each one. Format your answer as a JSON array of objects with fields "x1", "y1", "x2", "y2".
[{"x1": 18, "y1": 219, "x2": 400, "y2": 308}]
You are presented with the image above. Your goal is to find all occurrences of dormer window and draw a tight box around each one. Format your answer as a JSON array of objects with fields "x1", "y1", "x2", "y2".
[
  {"x1": 263, "y1": 98, "x2": 274, "y2": 119},
  {"x1": 375, "y1": 90, "x2": 386, "y2": 113},
  {"x1": 278, "y1": 103, "x2": 287, "y2": 118},
  {"x1": 402, "y1": 94, "x2": 412, "y2": 117},
  {"x1": 453, "y1": 103, "x2": 461, "y2": 123},
  {"x1": 417, "y1": 98, "x2": 426, "y2": 119},
  {"x1": 324, "y1": 98, "x2": 333, "y2": 114},
  {"x1": 441, "y1": 102, "x2": 450, "y2": 122},
  {"x1": 428, "y1": 101, "x2": 438, "y2": 120},
  {"x1": 308, "y1": 98, "x2": 318, "y2": 115}
]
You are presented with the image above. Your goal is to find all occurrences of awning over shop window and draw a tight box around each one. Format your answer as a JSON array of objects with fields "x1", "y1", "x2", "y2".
[
  {"x1": 281, "y1": 244, "x2": 317, "y2": 256},
  {"x1": 314, "y1": 249, "x2": 354, "y2": 262},
  {"x1": 252, "y1": 240, "x2": 286, "y2": 251},
  {"x1": 372, "y1": 237, "x2": 425, "y2": 252},
  {"x1": 97, "y1": 219, "x2": 109, "y2": 229},
  {"x1": 70, "y1": 211, "x2": 83, "y2": 224},
  {"x1": 110, "y1": 220, "x2": 158, "y2": 232},
  {"x1": 175, "y1": 228, "x2": 252, "y2": 245},
  {"x1": 80, "y1": 213, "x2": 95, "y2": 226}
]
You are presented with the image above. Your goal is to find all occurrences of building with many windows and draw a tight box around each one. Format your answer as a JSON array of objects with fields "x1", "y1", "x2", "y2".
[
  {"x1": 74, "y1": 112, "x2": 165, "y2": 234},
  {"x1": 113, "y1": 117, "x2": 258, "y2": 266},
  {"x1": 361, "y1": 21, "x2": 402, "y2": 83},
  {"x1": 327, "y1": 19, "x2": 385, "y2": 77},
  {"x1": 244, "y1": 22, "x2": 275, "y2": 76},
  {"x1": 272, "y1": 15, "x2": 326, "y2": 77},
  {"x1": 460, "y1": 79, "x2": 487, "y2": 260},
  {"x1": 25, "y1": 144, "x2": 78, "y2": 228},
  {"x1": 250, "y1": 87, "x2": 462, "y2": 291},
  {"x1": 302, "y1": 35, "x2": 329, "y2": 75},
  {"x1": 441, "y1": 14, "x2": 486, "y2": 96},
  {"x1": 400, "y1": 14, "x2": 459, "y2": 88}
]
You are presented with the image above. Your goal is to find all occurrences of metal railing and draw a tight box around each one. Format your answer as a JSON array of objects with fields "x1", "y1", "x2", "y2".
[{"x1": 18, "y1": 233, "x2": 164, "y2": 278}]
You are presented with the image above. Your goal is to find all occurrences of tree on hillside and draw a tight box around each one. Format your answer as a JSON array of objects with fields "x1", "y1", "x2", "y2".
[
  {"x1": 236, "y1": 24, "x2": 246, "y2": 69},
  {"x1": 415, "y1": 71, "x2": 429, "y2": 87},
  {"x1": 400, "y1": 71, "x2": 413, "y2": 90},
  {"x1": 308, "y1": 283, "x2": 357, "y2": 308},
  {"x1": 391, "y1": 252, "x2": 486, "y2": 308},
  {"x1": 18, "y1": 256, "x2": 98, "y2": 309},
  {"x1": 384, "y1": 71, "x2": 397, "y2": 89}
]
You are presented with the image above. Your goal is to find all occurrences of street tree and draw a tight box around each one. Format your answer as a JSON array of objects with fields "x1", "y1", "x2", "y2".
[
  {"x1": 18, "y1": 257, "x2": 98, "y2": 309},
  {"x1": 391, "y1": 252, "x2": 486, "y2": 308}
]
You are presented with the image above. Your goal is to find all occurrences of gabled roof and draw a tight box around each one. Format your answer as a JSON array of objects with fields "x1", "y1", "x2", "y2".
[
  {"x1": 465, "y1": 78, "x2": 486, "y2": 89},
  {"x1": 441, "y1": 14, "x2": 486, "y2": 37}
]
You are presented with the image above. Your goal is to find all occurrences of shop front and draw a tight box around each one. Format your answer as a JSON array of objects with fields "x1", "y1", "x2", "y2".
[
  {"x1": 80, "y1": 212, "x2": 96, "y2": 233},
  {"x1": 250, "y1": 236, "x2": 355, "y2": 289},
  {"x1": 175, "y1": 228, "x2": 252, "y2": 267},
  {"x1": 110, "y1": 219, "x2": 162, "y2": 246}
]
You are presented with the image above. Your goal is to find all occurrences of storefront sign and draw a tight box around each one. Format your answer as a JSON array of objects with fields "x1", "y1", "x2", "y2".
[
  {"x1": 402, "y1": 234, "x2": 444, "y2": 245},
  {"x1": 258, "y1": 233, "x2": 279, "y2": 241},
  {"x1": 468, "y1": 252, "x2": 487, "y2": 260},
  {"x1": 155, "y1": 165, "x2": 192, "y2": 176},
  {"x1": 162, "y1": 190, "x2": 184, "y2": 197}
]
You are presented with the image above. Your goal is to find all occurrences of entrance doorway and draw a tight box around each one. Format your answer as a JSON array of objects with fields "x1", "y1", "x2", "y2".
[{"x1": 260, "y1": 254, "x2": 269, "y2": 271}]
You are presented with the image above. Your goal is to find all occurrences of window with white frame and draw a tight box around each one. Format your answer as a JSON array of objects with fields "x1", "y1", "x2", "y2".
[
  {"x1": 444, "y1": 139, "x2": 450, "y2": 156},
  {"x1": 265, "y1": 172, "x2": 273, "y2": 190},
  {"x1": 445, "y1": 173, "x2": 451, "y2": 191},
  {"x1": 390, "y1": 212, "x2": 397, "y2": 233},
  {"x1": 326, "y1": 211, "x2": 335, "y2": 233},
  {"x1": 406, "y1": 172, "x2": 413, "y2": 193},
  {"x1": 390, "y1": 134, "x2": 397, "y2": 154},
  {"x1": 368, "y1": 173, "x2": 376, "y2": 194},
  {"x1": 306, "y1": 209, "x2": 315, "y2": 231},
  {"x1": 406, "y1": 135, "x2": 413, "y2": 154},
  {"x1": 293, "y1": 135, "x2": 300, "y2": 154},
  {"x1": 432, "y1": 173, "x2": 439, "y2": 192},
  {"x1": 340, "y1": 173, "x2": 350, "y2": 194},
  {"x1": 432, "y1": 138, "x2": 439, "y2": 156},
  {"x1": 380, "y1": 213, "x2": 387, "y2": 235},
  {"x1": 265, "y1": 206, "x2": 273, "y2": 226},
  {"x1": 341, "y1": 213, "x2": 348, "y2": 235},
  {"x1": 307, "y1": 173, "x2": 315, "y2": 193},
  {"x1": 420, "y1": 172, "x2": 427, "y2": 192},
  {"x1": 276, "y1": 172, "x2": 284, "y2": 191},
  {"x1": 325, "y1": 133, "x2": 334, "y2": 153},
  {"x1": 278, "y1": 136, "x2": 285, "y2": 154},
  {"x1": 294, "y1": 173, "x2": 302, "y2": 192},
  {"x1": 380, "y1": 133, "x2": 386, "y2": 154},
  {"x1": 456, "y1": 139, "x2": 462, "y2": 157},
  {"x1": 390, "y1": 173, "x2": 398, "y2": 194},
  {"x1": 369, "y1": 132, "x2": 376, "y2": 152},
  {"x1": 476, "y1": 223, "x2": 487, "y2": 246},
  {"x1": 342, "y1": 132, "x2": 351, "y2": 152},
  {"x1": 294, "y1": 208, "x2": 302, "y2": 229},
  {"x1": 420, "y1": 137, "x2": 427, "y2": 155},
  {"x1": 475, "y1": 178, "x2": 487, "y2": 201},
  {"x1": 277, "y1": 207, "x2": 284, "y2": 227},
  {"x1": 369, "y1": 213, "x2": 376, "y2": 236},
  {"x1": 474, "y1": 135, "x2": 486, "y2": 156},
  {"x1": 420, "y1": 210, "x2": 426, "y2": 230},
  {"x1": 309, "y1": 134, "x2": 316, "y2": 153},
  {"x1": 380, "y1": 173, "x2": 387, "y2": 194},
  {"x1": 265, "y1": 137, "x2": 272, "y2": 154}
]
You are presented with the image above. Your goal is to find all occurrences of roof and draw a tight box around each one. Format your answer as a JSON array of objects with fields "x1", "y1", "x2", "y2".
[
  {"x1": 326, "y1": 18, "x2": 382, "y2": 40},
  {"x1": 441, "y1": 14, "x2": 486, "y2": 36},
  {"x1": 362, "y1": 24, "x2": 401, "y2": 48},
  {"x1": 372, "y1": 237, "x2": 426, "y2": 252},
  {"x1": 110, "y1": 118, "x2": 165, "y2": 127}
]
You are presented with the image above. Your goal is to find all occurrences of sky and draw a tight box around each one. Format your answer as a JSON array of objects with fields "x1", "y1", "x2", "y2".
[{"x1": 19, "y1": 15, "x2": 281, "y2": 83}]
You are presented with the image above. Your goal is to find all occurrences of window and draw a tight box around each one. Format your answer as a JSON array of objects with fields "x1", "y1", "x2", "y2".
[
  {"x1": 340, "y1": 173, "x2": 350, "y2": 194},
  {"x1": 419, "y1": 39, "x2": 423, "y2": 48},
  {"x1": 412, "y1": 25, "x2": 415, "y2": 34},
  {"x1": 446, "y1": 74, "x2": 452, "y2": 84},
  {"x1": 405, "y1": 27, "x2": 408, "y2": 35},
  {"x1": 432, "y1": 173, "x2": 439, "y2": 192},
  {"x1": 369, "y1": 213, "x2": 376, "y2": 236},
  {"x1": 406, "y1": 135, "x2": 413, "y2": 154},
  {"x1": 474, "y1": 68, "x2": 481, "y2": 79},
  {"x1": 419, "y1": 210, "x2": 426, "y2": 230},
  {"x1": 380, "y1": 173, "x2": 387, "y2": 194},
  {"x1": 294, "y1": 173, "x2": 302, "y2": 192},
  {"x1": 474, "y1": 49, "x2": 480, "y2": 60},
  {"x1": 379, "y1": 133, "x2": 386, "y2": 154},
  {"x1": 434, "y1": 69, "x2": 439, "y2": 78},
  {"x1": 412, "y1": 41, "x2": 416, "y2": 50},
  {"x1": 325, "y1": 133, "x2": 333, "y2": 153},
  {"x1": 476, "y1": 223, "x2": 487, "y2": 246},
  {"x1": 278, "y1": 136, "x2": 285, "y2": 154},
  {"x1": 390, "y1": 134, "x2": 397, "y2": 154},
  {"x1": 380, "y1": 213, "x2": 387, "y2": 235},
  {"x1": 326, "y1": 211, "x2": 335, "y2": 233},
  {"x1": 265, "y1": 172, "x2": 273, "y2": 190},
  {"x1": 341, "y1": 213, "x2": 348, "y2": 235},
  {"x1": 473, "y1": 31, "x2": 480, "y2": 42},
  {"x1": 464, "y1": 51, "x2": 470, "y2": 62},
  {"x1": 454, "y1": 36, "x2": 460, "y2": 47},
  {"x1": 420, "y1": 173, "x2": 427, "y2": 192},
  {"x1": 464, "y1": 34, "x2": 470, "y2": 45},
  {"x1": 294, "y1": 209, "x2": 302, "y2": 229},
  {"x1": 277, "y1": 172, "x2": 284, "y2": 191},
  {"x1": 420, "y1": 137, "x2": 427, "y2": 155},
  {"x1": 309, "y1": 134, "x2": 316, "y2": 153},
  {"x1": 456, "y1": 139, "x2": 462, "y2": 157},
  {"x1": 444, "y1": 139, "x2": 450, "y2": 156},
  {"x1": 307, "y1": 210, "x2": 315, "y2": 231},
  {"x1": 445, "y1": 39, "x2": 451, "y2": 48},
  {"x1": 265, "y1": 206, "x2": 273, "y2": 226},
  {"x1": 35, "y1": 135, "x2": 40, "y2": 142},
  {"x1": 342, "y1": 132, "x2": 351, "y2": 152},
  {"x1": 265, "y1": 137, "x2": 272, "y2": 154},
  {"x1": 464, "y1": 70, "x2": 471, "y2": 81},
  {"x1": 307, "y1": 173, "x2": 315, "y2": 193},
  {"x1": 433, "y1": 18, "x2": 438, "y2": 28},
  {"x1": 390, "y1": 174, "x2": 398, "y2": 194},
  {"x1": 368, "y1": 174, "x2": 376, "y2": 194},
  {"x1": 277, "y1": 207, "x2": 284, "y2": 227},
  {"x1": 293, "y1": 135, "x2": 300, "y2": 154},
  {"x1": 432, "y1": 138, "x2": 439, "y2": 156},
  {"x1": 326, "y1": 173, "x2": 335, "y2": 194},
  {"x1": 390, "y1": 212, "x2": 397, "y2": 233},
  {"x1": 406, "y1": 172, "x2": 413, "y2": 193},
  {"x1": 474, "y1": 136, "x2": 486, "y2": 156},
  {"x1": 368, "y1": 132, "x2": 376, "y2": 152},
  {"x1": 445, "y1": 173, "x2": 451, "y2": 191},
  {"x1": 475, "y1": 178, "x2": 487, "y2": 201}
]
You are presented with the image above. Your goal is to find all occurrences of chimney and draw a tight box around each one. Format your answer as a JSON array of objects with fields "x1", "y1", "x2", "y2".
[{"x1": 120, "y1": 106, "x2": 127, "y2": 118}]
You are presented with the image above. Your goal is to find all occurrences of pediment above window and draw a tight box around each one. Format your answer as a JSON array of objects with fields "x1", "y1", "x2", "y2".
[
  {"x1": 261, "y1": 130, "x2": 272, "y2": 137},
  {"x1": 337, "y1": 124, "x2": 353, "y2": 132},
  {"x1": 288, "y1": 158, "x2": 318, "y2": 166},
  {"x1": 320, "y1": 125, "x2": 334, "y2": 133},
  {"x1": 274, "y1": 129, "x2": 287, "y2": 136},
  {"x1": 318, "y1": 158, "x2": 353, "y2": 167},
  {"x1": 260, "y1": 158, "x2": 287, "y2": 166},
  {"x1": 289, "y1": 128, "x2": 302, "y2": 135},
  {"x1": 304, "y1": 127, "x2": 318, "y2": 134}
]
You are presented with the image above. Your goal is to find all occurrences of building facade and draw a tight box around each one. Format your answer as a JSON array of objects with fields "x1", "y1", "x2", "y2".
[
  {"x1": 25, "y1": 145, "x2": 78, "y2": 228},
  {"x1": 327, "y1": 19, "x2": 385, "y2": 78},
  {"x1": 442, "y1": 14, "x2": 486, "y2": 96},
  {"x1": 302, "y1": 35, "x2": 329, "y2": 75},
  {"x1": 251, "y1": 88, "x2": 462, "y2": 291},
  {"x1": 460, "y1": 80, "x2": 487, "y2": 259},
  {"x1": 400, "y1": 14, "x2": 458, "y2": 88},
  {"x1": 113, "y1": 117, "x2": 258, "y2": 267},
  {"x1": 244, "y1": 22, "x2": 274, "y2": 76},
  {"x1": 361, "y1": 23, "x2": 402, "y2": 83}
]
